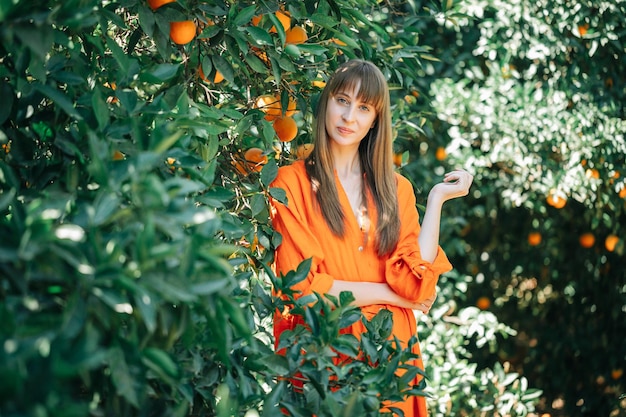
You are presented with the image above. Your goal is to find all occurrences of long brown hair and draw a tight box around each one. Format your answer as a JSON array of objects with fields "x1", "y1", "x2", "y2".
[{"x1": 306, "y1": 59, "x2": 400, "y2": 255}]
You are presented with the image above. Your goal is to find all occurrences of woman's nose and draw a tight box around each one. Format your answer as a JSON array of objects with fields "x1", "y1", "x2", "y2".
[{"x1": 342, "y1": 105, "x2": 355, "y2": 122}]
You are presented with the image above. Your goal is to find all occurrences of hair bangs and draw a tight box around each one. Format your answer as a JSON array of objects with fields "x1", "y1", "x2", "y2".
[{"x1": 328, "y1": 62, "x2": 386, "y2": 112}]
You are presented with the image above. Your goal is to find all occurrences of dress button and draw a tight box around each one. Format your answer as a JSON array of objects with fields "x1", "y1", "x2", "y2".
[{"x1": 358, "y1": 246, "x2": 364, "y2": 251}]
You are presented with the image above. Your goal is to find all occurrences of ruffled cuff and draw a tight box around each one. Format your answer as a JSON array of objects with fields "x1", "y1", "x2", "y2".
[{"x1": 385, "y1": 246, "x2": 453, "y2": 303}]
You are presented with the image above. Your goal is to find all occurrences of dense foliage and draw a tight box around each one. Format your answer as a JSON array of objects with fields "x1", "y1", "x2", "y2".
[{"x1": 0, "y1": 0, "x2": 623, "y2": 416}]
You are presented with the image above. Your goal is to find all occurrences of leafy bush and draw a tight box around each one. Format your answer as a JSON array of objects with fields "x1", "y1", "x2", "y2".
[
  {"x1": 0, "y1": 0, "x2": 552, "y2": 416},
  {"x1": 402, "y1": 0, "x2": 626, "y2": 415}
]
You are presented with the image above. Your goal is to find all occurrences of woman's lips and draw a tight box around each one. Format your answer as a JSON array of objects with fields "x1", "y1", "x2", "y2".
[{"x1": 337, "y1": 127, "x2": 354, "y2": 134}]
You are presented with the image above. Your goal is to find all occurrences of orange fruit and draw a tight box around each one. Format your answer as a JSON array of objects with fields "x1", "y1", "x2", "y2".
[
  {"x1": 579, "y1": 232, "x2": 595, "y2": 248},
  {"x1": 578, "y1": 24, "x2": 589, "y2": 36},
  {"x1": 198, "y1": 65, "x2": 208, "y2": 82},
  {"x1": 528, "y1": 232, "x2": 542, "y2": 246},
  {"x1": 285, "y1": 26, "x2": 307, "y2": 45},
  {"x1": 273, "y1": 116, "x2": 298, "y2": 142},
  {"x1": 295, "y1": 143, "x2": 314, "y2": 160},
  {"x1": 605, "y1": 235, "x2": 619, "y2": 252},
  {"x1": 251, "y1": 15, "x2": 262, "y2": 26},
  {"x1": 393, "y1": 153, "x2": 403, "y2": 167},
  {"x1": 112, "y1": 150, "x2": 125, "y2": 161},
  {"x1": 213, "y1": 69, "x2": 224, "y2": 83},
  {"x1": 312, "y1": 79, "x2": 326, "y2": 89},
  {"x1": 284, "y1": 96, "x2": 297, "y2": 117},
  {"x1": 546, "y1": 192, "x2": 567, "y2": 209},
  {"x1": 619, "y1": 187, "x2": 626, "y2": 198},
  {"x1": 269, "y1": 11, "x2": 291, "y2": 33},
  {"x1": 585, "y1": 168, "x2": 600, "y2": 179},
  {"x1": 435, "y1": 146, "x2": 447, "y2": 161},
  {"x1": 148, "y1": 0, "x2": 175, "y2": 10},
  {"x1": 255, "y1": 94, "x2": 282, "y2": 121},
  {"x1": 611, "y1": 368, "x2": 623, "y2": 380},
  {"x1": 170, "y1": 20, "x2": 196, "y2": 45},
  {"x1": 476, "y1": 297, "x2": 491, "y2": 310},
  {"x1": 244, "y1": 147, "x2": 268, "y2": 173}
]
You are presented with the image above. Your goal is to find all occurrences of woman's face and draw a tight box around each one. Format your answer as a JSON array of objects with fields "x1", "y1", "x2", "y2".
[{"x1": 325, "y1": 81, "x2": 378, "y2": 150}]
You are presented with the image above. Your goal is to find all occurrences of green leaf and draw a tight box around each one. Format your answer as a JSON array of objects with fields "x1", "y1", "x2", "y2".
[
  {"x1": 0, "y1": 188, "x2": 16, "y2": 212},
  {"x1": 91, "y1": 87, "x2": 109, "y2": 131},
  {"x1": 140, "y1": 63, "x2": 181, "y2": 83},
  {"x1": 246, "y1": 25, "x2": 273, "y2": 46},
  {"x1": 212, "y1": 54, "x2": 235, "y2": 84},
  {"x1": 190, "y1": 276, "x2": 230, "y2": 295},
  {"x1": 245, "y1": 52, "x2": 269, "y2": 74},
  {"x1": 109, "y1": 347, "x2": 139, "y2": 407},
  {"x1": 92, "y1": 191, "x2": 121, "y2": 226},
  {"x1": 233, "y1": 4, "x2": 257, "y2": 27},
  {"x1": 14, "y1": 23, "x2": 54, "y2": 60},
  {"x1": 284, "y1": 257, "x2": 312, "y2": 288},
  {"x1": 260, "y1": 157, "x2": 278, "y2": 186},
  {"x1": 250, "y1": 193, "x2": 266, "y2": 217},
  {"x1": 0, "y1": 82, "x2": 14, "y2": 125},
  {"x1": 34, "y1": 83, "x2": 83, "y2": 120},
  {"x1": 105, "y1": 36, "x2": 130, "y2": 74},
  {"x1": 268, "y1": 187, "x2": 287, "y2": 205},
  {"x1": 142, "y1": 347, "x2": 180, "y2": 379}
]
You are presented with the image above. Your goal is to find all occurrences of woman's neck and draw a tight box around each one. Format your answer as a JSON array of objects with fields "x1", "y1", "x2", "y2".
[{"x1": 331, "y1": 147, "x2": 362, "y2": 179}]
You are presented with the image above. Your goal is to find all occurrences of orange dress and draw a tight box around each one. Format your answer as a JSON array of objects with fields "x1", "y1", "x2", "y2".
[{"x1": 270, "y1": 160, "x2": 452, "y2": 416}]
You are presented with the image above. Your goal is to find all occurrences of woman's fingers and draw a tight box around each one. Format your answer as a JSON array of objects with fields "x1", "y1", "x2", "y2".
[{"x1": 416, "y1": 292, "x2": 437, "y2": 313}]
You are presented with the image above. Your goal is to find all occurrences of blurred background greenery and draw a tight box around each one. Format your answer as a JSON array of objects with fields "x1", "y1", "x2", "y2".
[{"x1": 0, "y1": 0, "x2": 624, "y2": 416}]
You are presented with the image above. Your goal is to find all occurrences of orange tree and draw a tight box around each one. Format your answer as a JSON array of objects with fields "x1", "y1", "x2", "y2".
[
  {"x1": 391, "y1": 0, "x2": 626, "y2": 416},
  {"x1": 1, "y1": 0, "x2": 542, "y2": 416}
]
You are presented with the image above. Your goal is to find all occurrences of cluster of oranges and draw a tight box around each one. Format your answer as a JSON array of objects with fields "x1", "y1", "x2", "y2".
[
  {"x1": 233, "y1": 90, "x2": 315, "y2": 176},
  {"x1": 255, "y1": 94, "x2": 298, "y2": 142},
  {"x1": 146, "y1": 0, "x2": 197, "y2": 45},
  {"x1": 251, "y1": 10, "x2": 308, "y2": 45},
  {"x1": 526, "y1": 230, "x2": 620, "y2": 252}
]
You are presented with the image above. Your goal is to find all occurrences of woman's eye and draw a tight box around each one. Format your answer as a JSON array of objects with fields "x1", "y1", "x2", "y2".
[
  {"x1": 337, "y1": 97, "x2": 348, "y2": 104},
  {"x1": 359, "y1": 105, "x2": 370, "y2": 111}
]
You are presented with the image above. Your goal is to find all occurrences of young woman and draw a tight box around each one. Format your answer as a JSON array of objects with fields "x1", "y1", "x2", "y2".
[{"x1": 269, "y1": 59, "x2": 473, "y2": 416}]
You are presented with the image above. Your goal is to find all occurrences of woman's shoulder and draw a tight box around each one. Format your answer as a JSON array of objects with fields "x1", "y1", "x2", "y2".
[
  {"x1": 273, "y1": 159, "x2": 309, "y2": 187},
  {"x1": 393, "y1": 171, "x2": 414, "y2": 194}
]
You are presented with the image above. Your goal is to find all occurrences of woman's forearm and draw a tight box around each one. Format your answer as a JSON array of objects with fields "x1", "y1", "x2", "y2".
[
  {"x1": 327, "y1": 280, "x2": 428, "y2": 310},
  {"x1": 418, "y1": 193, "x2": 444, "y2": 263}
]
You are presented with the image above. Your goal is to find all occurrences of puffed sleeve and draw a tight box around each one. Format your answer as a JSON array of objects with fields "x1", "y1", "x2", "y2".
[
  {"x1": 269, "y1": 164, "x2": 335, "y2": 299},
  {"x1": 384, "y1": 175, "x2": 453, "y2": 303}
]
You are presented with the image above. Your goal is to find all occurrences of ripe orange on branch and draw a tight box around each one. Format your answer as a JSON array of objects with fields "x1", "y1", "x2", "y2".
[
  {"x1": 170, "y1": 20, "x2": 196, "y2": 45},
  {"x1": 285, "y1": 26, "x2": 308, "y2": 45},
  {"x1": 148, "y1": 0, "x2": 175, "y2": 10},
  {"x1": 244, "y1": 147, "x2": 268, "y2": 173},
  {"x1": 273, "y1": 116, "x2": 298, "y2": 142},
  {"x1": 295, "y1": 143, "x2": 314, "y2": 160},
  {"x1": 528, "y1": 232, "x2": 542, "y2": 246},
  {"x1": 546, "y1": 192, "x2": 567, "y2": 209},
  {"x1": 476, "y1": 297, "x2": 491, "y2": 310},
  {"x1": 393, "y1": 153, "x2": 403, "y2": 167},
  {"x1": 198, "y1": 65, "x2": 224, "y2": 84},
  {"x1": 269, "y1": 11, "x2": 291, "y2": 33},
  {"x1": 255, "y1": 94, "x2": 282, "y2": 121},
  {"x1": 579, "y1": 233, "x2": 595, "y2": 248},
  {"x1": 435, "y1": 146, "x2": 447, "y2": 161},
  {"x1": 605, "y1": 235, "x2": 619, "y2": 252}
]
